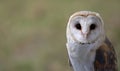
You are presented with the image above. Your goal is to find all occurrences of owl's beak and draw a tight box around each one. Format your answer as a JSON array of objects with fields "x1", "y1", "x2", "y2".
[
  {"x1": 84, "y1": 34, "x2": 88, "y2": 38},
  {"x1": 84, "y1": 33, "x2": 88, "y2": 38},
  {"x1": 82, "y1": 31, "x2": 89, "y2": 38},
  {"x1": 81, "y1": 28, "x2": 90, "y2": 38}
]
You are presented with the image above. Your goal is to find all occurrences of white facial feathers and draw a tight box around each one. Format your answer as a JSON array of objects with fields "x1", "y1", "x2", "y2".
[{"x1": 66, "y1": 11, "x2": 105, "y2": 44}]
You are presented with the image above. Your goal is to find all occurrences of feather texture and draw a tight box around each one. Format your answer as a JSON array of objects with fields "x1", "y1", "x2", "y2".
[
  {"x1": 66, "y1": 11, "x2": 118, "y2": 71},
  {"x1": 94, "y1": 37, "x2": 117, "y2": 71}
]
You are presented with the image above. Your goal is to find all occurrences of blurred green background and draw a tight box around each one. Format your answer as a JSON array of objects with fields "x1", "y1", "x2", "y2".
[{"x1": 0, "y1": 0, "x2": 120, "y2": 71}]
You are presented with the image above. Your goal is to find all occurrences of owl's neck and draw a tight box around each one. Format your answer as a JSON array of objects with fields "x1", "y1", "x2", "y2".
[
  {"x1": 66, "y1": 37, "x2": 105, "y2": 71},
  {"x1": 67, "y1": 43, "x2": 96, "y2": 71}
]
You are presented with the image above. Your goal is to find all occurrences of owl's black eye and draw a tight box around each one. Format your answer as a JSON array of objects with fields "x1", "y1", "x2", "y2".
[
  {"x1": 75, "y1": 23, "x2": 81, "y2": 30},
  {"x1": 90, "y1": 24, "x2": 96, "y2": 30}
]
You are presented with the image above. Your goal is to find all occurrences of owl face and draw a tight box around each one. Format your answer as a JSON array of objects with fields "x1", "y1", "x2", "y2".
[{"x1": 67, "y1": 11, "x2": 105, "y2": 44}]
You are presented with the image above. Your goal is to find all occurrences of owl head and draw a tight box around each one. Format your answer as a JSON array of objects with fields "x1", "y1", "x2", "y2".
[{"x1": 66, "y1": 11, "x2": 105, "y2": 44}]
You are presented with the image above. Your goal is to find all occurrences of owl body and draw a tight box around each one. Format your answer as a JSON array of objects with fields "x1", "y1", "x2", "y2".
[{"x1": 66, "y1": 11, "x2": 117, "y2": 71}]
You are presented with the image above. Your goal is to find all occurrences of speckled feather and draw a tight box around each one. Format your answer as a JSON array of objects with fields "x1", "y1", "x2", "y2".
[
  {"x1": 94, "y1": 37, "x2": 117, "y2": 71},
  {"x1": 68, "y1": 37, "x2": 118, "y2": 71}
]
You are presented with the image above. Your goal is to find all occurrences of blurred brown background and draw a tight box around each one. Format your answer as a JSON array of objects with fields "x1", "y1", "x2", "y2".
[{"x1": 0, "y1": 0, "x2": 120, "y2": 71}]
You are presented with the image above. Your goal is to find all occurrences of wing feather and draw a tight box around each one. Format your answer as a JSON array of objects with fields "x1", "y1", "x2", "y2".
[{"x1": 94, "y1": 37, "x2": 118, "y2": 71}]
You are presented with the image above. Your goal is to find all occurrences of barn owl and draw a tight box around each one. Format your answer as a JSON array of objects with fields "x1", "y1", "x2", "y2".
[{"x1": 66, "y1": 11, "x2": 117, "y2": 71}]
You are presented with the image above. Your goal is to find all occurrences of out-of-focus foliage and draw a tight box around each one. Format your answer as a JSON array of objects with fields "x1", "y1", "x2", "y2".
[{"x1": 0, "y1": 0, "x2": 120, "y2": 71}]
